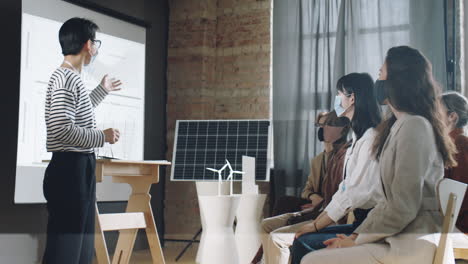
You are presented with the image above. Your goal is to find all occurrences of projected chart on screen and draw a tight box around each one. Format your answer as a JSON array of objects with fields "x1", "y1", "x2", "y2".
[
  {"x1": 95, "y1": 98, "x2": 143, "y2": 160},
  {"x1": 15, "y1": 13, "x2": 146, "y2": 203}
]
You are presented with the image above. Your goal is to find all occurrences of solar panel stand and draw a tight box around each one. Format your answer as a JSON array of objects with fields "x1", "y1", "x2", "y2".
[{"x1": 174, "y1": 227, "x2": 202, "y2": 262}]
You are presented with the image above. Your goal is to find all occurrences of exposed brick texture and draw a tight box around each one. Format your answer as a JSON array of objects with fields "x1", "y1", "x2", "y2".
[{"x1": 165, "y1": 0, "x2": 272, "y2": 237}]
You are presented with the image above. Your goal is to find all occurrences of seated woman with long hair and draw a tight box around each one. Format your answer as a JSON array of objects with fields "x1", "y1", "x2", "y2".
[
  {"x1": 441, "y1": 91, "x2": 468, "y2": 233},
  {"x1": 440, "y1": 91, "x2": 468, "y2": 255},
  {"x1": 263, "y1": 73, "x2": 381, "y2": 264},
  {"x1": 298, "y1": 46, "x2": 457, "y2": 264},
  {"x1": 261, "y1": 72, "x2": 382, "y2": 264},
  {"x1": 290, "y1": 73, "x2": 383, "y2": 264}
]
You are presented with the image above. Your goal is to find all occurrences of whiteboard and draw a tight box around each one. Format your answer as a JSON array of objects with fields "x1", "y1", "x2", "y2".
[{"x1": 15, "y1": 13, "x2": 146, "y2": 203}]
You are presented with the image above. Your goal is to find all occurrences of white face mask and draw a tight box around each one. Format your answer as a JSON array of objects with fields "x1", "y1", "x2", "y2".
[
  {"x1": 334, "y1": 95, "x2": 352, "y2": 116},
  {"x1": 334, "y1": 95, "x2": 347, "y2": 116},
  {"x1": 85, "y1": 44, "x2": 98, "y2": 66},
  {"x1": 83, "y1": 47, "x2": 98, "y2": 79},
  {"x1": 334, "y1": 91, "x2": 354, "y2": 117}
]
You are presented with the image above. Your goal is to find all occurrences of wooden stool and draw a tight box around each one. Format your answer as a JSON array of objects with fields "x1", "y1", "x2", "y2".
[{"x1": 94, "y1": 159, "x2": 171, "y2": 264}]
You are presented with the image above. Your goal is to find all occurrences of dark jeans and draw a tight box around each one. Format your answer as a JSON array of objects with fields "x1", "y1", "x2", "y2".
[
  {"x1": 290, "y1": 224, "x2": 357, "y2": 264},
  {"x1": 290, "y1": 208, "x2": 371, "y2": 264},
  {"x1": 42, "y1": 152, "x2": 96, "y2": 264}
]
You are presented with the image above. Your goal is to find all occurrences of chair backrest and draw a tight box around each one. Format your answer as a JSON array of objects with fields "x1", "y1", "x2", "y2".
[
  {"x1": 437, "y1": 178, "x2": 467, "y2": 232},
  {"x1": 433, "y1": 178, "x2": 467, "y2": 264}
]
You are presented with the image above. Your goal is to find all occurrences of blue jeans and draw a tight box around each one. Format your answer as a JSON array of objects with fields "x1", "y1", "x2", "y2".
[{"x1": 290, "y1": 224, "x2": 358, "y2": 264}]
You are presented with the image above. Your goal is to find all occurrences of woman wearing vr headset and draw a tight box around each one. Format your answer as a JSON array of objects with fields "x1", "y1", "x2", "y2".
[{"x1": 254, "y1": 109, "x2": 351, "y2": 264}]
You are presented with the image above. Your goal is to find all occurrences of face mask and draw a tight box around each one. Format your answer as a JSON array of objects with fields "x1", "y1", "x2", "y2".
[
  {"x1": 334, "y1": 95, "x2": 345, "y2": 116},
  {"x1": 317, "y1": 114, "x2": 350, "y2": 143},
  {"x1": 85, "y1": 44, "x2": 98, "y2": 66},
  {"x1": 323, "y1": 125, "x2": 347, "y2": 143},
  {"x1": 90, "y1": 53, "x2": 97, "y2": 64},
  {"x1": 318, "y1": 124, "x2": 349, "y2": 143},
  {"x1": 374, "y1": 80, "x2": 388, "y2": 105},
  {"x1": 83, "y1": 48, "x2": 98, "y2": 80},
  {"x1": 334, "y1": 95, "x2": 352, "y2": 117}
]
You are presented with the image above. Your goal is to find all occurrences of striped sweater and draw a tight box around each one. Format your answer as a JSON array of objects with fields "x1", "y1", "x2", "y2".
[{"x1": 45, "y1": 67, "x2": 108, "y2": 153}]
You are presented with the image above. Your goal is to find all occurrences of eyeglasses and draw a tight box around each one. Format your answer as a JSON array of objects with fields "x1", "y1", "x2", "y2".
[{"x1": 92, "y1": 39, "x2": 102, "y2": 49}]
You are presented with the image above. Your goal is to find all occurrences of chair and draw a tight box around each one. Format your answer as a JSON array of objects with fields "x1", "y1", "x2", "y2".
[{"x1": 433, "y1": 178, "x2": 467, "y2": 264}]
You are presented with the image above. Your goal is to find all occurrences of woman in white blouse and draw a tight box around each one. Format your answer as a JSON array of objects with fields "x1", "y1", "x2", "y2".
[
  {"x1": 291, "y1": 72, "x2": 383, "y2": 264},
  {"x1": 298, "y1": 46, "x2": 458, "y2": 264}
]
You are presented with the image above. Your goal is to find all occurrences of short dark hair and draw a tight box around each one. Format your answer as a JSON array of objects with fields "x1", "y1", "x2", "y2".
[
  {"x1": 59, "y1": 17, "x2": 99, "y2": 55},
  {"x1": 441, "y1": 91, "x2": 468, "y2": 128},
  {"x1": 336, "y1": 72, "x2": 382, "y2": 140}
]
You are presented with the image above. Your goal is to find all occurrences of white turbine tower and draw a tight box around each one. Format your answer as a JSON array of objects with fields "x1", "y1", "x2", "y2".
[
  {"x1": 206, "y1": 163, "x2": 228, "y2": 196},
  {"x1": 225, "y1": 159, "x2": 245, "y2": 196}
]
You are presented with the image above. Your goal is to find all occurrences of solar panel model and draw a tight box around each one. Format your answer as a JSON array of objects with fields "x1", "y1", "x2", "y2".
[{"x1": 171, "y1": 120, "x2": 271, "y2": 181}]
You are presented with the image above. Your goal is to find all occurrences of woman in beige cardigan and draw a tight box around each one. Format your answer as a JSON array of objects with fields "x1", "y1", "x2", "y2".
[{"x1": 300, "y1": 46, "x2": 458, "y2": 264}]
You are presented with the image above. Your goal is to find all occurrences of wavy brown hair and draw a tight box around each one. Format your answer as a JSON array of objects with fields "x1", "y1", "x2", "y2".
[{"x1": 372, "y1": 46, "x2": 457, "y2": 167}]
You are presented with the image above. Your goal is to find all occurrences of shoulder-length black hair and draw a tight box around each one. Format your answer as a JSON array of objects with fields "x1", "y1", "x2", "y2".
[{"x1": 336, "y1": 72, "x2": 382, "y2": 140}]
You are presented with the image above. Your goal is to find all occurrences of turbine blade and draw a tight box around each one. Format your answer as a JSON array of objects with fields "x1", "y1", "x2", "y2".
[{"x1": 225, "y1": 160, "x2": 233, "y2": 171}]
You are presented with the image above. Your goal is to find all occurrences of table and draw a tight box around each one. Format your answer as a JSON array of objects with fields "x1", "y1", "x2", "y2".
[{"x1": 94, "y1": 159, "x2": 171, "y2": 264}]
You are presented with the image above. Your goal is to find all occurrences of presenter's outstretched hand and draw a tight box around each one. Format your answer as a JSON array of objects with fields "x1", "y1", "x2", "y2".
[
  {"x1": 104, "y1": 128, "x2": 120, "y2": 144},
  {"x1": 101, "y1": 74, "x2": 122, "y2": 92}
]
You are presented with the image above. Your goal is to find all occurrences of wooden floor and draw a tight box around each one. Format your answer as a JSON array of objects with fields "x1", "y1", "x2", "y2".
[
  {"x1": 93, "y1": 242, "x2": 468, "y2": 264},
  {"x1": 93, "y1": 241, "x2": 198, "y2": 264}
]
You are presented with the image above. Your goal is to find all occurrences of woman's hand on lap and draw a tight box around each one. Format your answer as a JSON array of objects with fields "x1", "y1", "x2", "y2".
[
  {"x1": 294, "y1": 222, "x2": 317, "y2": 239},
  {"x1": 324, "y1": 234, "x2": 357, "y2": 249}
]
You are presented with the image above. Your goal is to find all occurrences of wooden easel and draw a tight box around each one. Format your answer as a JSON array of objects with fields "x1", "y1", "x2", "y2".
[{"x1": 94, "y1": 159, "x2": 171, "y2": 264}]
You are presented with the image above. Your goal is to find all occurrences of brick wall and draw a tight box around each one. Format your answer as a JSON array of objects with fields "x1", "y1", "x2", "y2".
[{"x1": 165, "y1": 0, "x2": 272, "y2": 238}]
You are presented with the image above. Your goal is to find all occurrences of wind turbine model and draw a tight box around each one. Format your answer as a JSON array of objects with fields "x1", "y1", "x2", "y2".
[
  {"x1": 206, "y1": 163, "x2": 228, "y2": 196},
  {"x1": 225, "y1": 159, "x2": 245, "y2": 196}
]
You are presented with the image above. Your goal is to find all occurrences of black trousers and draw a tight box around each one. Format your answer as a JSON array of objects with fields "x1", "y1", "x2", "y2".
[{"x1": 42, "y1": 152, "x2": 96, "y2": 264}]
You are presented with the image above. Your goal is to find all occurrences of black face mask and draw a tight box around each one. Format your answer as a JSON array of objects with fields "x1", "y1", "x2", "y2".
[
  {"x1": 374, "y1": 80, "x2": 388, "y2": 105},
  {"x1": 318, "y1": 127, "x2": 325, "y2": 141},
  {"x1": 317, "y1": 116, "x2": 350, "y2": 143}
]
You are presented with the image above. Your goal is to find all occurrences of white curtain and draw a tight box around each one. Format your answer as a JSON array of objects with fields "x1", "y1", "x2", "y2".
[{"x1": 272, "y1": 0, "x2": 447, "y2": 197}]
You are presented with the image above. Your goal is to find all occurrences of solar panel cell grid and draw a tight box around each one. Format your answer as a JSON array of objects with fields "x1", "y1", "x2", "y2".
[{"x1": 171, "y1": 120, "x2": 270, "y2": 181}]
